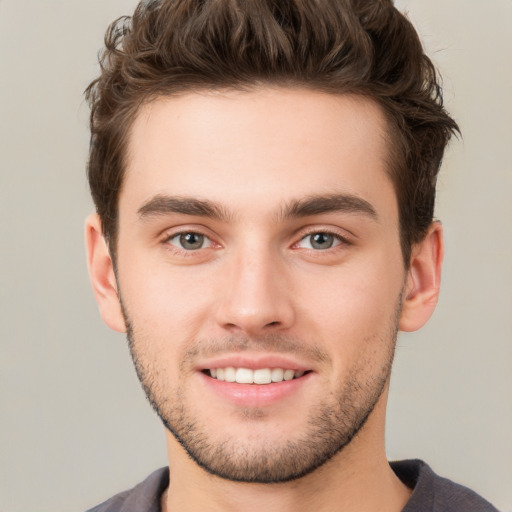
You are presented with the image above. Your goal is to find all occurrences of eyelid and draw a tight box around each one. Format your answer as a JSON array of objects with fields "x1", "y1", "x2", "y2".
[
  {"x1": 167, "y1": 232, "x2": 212, "y2": 250},
  {"x1": 292, "y1": 226, "x2": 353, "y2": 249},
  {"x1": 161, "y1": 226, "x2": 221, "y2": 252},
  {"x1": 159, "y1": 224, "x2": 352, "y2": 254}
]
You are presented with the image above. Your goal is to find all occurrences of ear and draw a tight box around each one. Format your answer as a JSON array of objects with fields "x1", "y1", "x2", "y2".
[
  {"x1": 85, "y1": 214, "x2": 127, "y2": 333},
  {"x1": 399, "y1": 221, "x2": 444, "y2": 332}
]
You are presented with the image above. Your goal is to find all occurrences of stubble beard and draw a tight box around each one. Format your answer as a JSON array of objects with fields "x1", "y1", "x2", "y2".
[{"x1": 121, "y1": 299, "x2": 401, "y2": 484}]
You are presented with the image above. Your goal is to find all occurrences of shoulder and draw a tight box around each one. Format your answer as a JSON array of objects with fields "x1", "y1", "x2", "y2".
[
  {"x1": 391, "y1": 459, "x2": 500, "y2": 512},
  {"x1": 85, "y1": 467, "x2": 169, "y2": 512}
]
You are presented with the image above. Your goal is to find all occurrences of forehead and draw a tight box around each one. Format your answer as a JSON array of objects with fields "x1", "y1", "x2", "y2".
[{"x1": 122, "y1": 87, "x2": 396, "y2": 223}]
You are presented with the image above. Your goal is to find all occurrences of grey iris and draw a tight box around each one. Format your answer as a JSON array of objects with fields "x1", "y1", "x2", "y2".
[
  {"x1": 310, "y1": 233, "x2": 334, "y2": 250},
  {"x1": 180, "y1": 233, "x2": 204, "y2": 250}
]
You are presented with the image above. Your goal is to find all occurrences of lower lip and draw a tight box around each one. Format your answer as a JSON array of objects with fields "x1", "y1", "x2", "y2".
[{"x1": 199, "y1": 371, "x2": 312, "y2": 408}]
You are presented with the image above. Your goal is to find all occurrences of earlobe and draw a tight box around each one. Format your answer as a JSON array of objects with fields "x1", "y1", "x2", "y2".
[
  {"x1": 85, "y1": 214, "x2": 127, "y2": 333},
  {"x1": 399, "y1": 222, "x2": 444, "y2": 332}
]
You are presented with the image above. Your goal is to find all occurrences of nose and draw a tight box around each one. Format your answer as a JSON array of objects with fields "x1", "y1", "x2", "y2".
[{"x1": 214, "y1": 246, "x2": 295, "y2": 336}]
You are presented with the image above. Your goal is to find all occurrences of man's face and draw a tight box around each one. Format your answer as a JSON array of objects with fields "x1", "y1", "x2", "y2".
[{"x1": 115, "y1": 88, "x2": 407, "y2": 482}]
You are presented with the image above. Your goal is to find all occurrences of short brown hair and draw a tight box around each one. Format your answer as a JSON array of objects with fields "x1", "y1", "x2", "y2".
[{"x1": 86, "y1": 0, "x2": 459, "y2": 264}]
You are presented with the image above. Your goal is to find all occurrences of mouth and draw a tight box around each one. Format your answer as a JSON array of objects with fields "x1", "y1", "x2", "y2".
[
  {"x1": 202, "y1": 367, "x2": 312, "y2": 384},
  {"x1": 198, "y1": 359, "x2": 315, "y2": 407}
]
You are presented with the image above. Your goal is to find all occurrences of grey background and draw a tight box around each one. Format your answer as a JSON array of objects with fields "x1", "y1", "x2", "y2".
[{"x1": 0, "y1": 1, "x2": 510, "y2": 511}]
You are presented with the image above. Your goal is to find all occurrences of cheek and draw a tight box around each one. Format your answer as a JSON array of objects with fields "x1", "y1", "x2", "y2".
[
  {"x1": 296, "y1": 253, "x2": 404, "y2": 345},
  {"x1": 117, "y1": 254, "x2": 216, "y2": 344},
  {"x1": 304, "y1": 281, "x2": 390, "y2": 335}
]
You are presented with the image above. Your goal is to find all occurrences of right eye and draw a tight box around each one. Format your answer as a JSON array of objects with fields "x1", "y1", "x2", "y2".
[
  {"x1": 296, "y1": 232, "x2": 345, "y2": 250},
  {"x1": 166, "y1": 232, "x2": 212, "y2": 251}
]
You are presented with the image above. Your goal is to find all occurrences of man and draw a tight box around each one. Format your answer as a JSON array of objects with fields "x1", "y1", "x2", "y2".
[{"x1": 84, "y1": 0, "x2": 499, "y2": 510}]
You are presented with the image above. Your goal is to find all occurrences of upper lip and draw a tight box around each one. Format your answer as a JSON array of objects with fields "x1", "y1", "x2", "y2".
[{"x1": 196, "y1": 353, "x2": 313, "y2": 372}]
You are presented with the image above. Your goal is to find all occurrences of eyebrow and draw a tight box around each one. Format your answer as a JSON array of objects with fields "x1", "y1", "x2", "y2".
[
  {"x1": 278, "y1": 193, "x2": 378, "y2": 222},
  {"x1": 137, "y1": 192, "x2": 378, "y2": 223},
  {"x1": 138, "y1": 195, "x2": 233, "y2": 222}
]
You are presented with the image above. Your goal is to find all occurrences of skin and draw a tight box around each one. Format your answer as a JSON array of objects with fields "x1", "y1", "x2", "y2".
[{"x1": 86, "y1": 88, "x2": 443, "y2": 512}]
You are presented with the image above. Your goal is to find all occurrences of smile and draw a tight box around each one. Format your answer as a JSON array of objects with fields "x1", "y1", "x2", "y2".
[{"x1": 206, "y1": 367, "x2": 308, "y2": 384}]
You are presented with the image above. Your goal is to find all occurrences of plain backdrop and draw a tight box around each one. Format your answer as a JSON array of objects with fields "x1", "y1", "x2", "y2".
[{"x1": 0, "y1": 1, "x2": 511, "y2": 511}]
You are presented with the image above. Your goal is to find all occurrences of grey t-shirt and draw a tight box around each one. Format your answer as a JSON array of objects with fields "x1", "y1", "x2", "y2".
[{"x1": 86, "y1": 459, "x2": 499, "y2": 511}]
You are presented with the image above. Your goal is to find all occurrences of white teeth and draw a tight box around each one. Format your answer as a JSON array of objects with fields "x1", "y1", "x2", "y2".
[
  {"x1": 271, "y1": 368, "x2": 284, "y2": 382},
  {"x1": 208, "y1": 367, "x2": 308, "y2": 384},
  {"x1": 235, "y1": 367, "x2": 254, "y2": 384},
  {"x1": 224, "y1": 366, "x2": 236, "y2": 382},
  {"x1": 253, "y1": 368, "x2": 272, "y2": 384},
  {"x1": 283, "y1": 369, "x2": 295, "y2": 381}
]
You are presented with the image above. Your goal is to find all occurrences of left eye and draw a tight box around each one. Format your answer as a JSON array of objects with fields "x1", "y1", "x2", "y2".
[
  {"x1": 167, "y1": 232, "x2": 212, "y2": 250},
  {"x1": 297, "y1": 232, "x2": 342, "y2": 250}
]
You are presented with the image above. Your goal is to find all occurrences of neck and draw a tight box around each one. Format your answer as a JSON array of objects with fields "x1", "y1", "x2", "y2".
[{"x1": 161, "y1": 394, "x2": 411, "y2": 512}]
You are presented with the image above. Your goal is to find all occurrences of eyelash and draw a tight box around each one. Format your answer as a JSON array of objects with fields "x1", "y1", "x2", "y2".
[
  {"x1": 162, "y1": 230, "x2": 216, "y2": 254},
  {"x1": 294, "y1": 229, "x2": 351, "y2": 251},
  {"x1": 161, "y1": 227, "x2": 351, "y2": 256}
]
